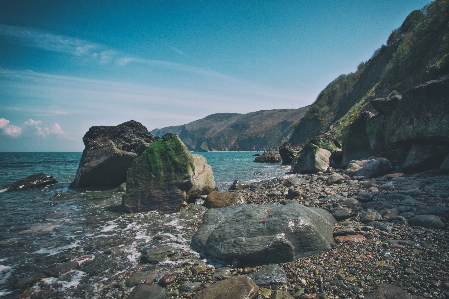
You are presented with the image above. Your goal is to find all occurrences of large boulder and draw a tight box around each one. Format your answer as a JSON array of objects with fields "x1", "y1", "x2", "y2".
[
  {"x1": 70, "y1": 120, "x2": 155, "y2": 189},
  {"x1": 292, "y1": 134, "x2": 341, "y2": 173},
  {"x1": 279, "y1": 142, "x2": 303, "y2": 165},
  {"x1": 4, "y1": 173, "x2": 57, "y2": 191},
  {"x1": 341, "y1": 111, "x2": 374, "y2": 167},
  {"x1": 345, "y1": 158, "x2": 392, "y2": 179},
  {"x1": 122, "y1": 134, "x2": 215, "y2": 213},
  {"x1": 191, "y1": 203, "x2": 336, "y2": 265},
  {"x1": 402, "y1": 145, "x2": 449, "y2": 173}
]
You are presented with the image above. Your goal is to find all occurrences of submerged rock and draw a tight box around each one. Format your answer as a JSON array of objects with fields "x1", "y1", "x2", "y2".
[
  {"x1": 191, "y1": 203, "x2": 335, "y2": 265},
  {"x1": 122, "y1": 133, "x2": 215, "y2": 213},
  {"x1": 5, "y1": 173, "x2": 57, "y2": 191},
  {"x1": 70, "y1": 120, "x2": 155, "y2": 189}
]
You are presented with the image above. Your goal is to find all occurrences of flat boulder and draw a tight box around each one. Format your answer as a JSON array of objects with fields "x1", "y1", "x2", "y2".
[
  {"x1": 191, "y1": 203, "x2": 335, "y2": 265},
  {"x1": 345, "y1": 158, "x2": 392, "y2": 179},
  {"x1": 70, "y1": 120, "x2": 155, "y2": 189},
  {"x1": 4, "y1": 173, "x2": 57, "y2": 191},
  {"x1": 122, "y1": 133, "x2": 215, "y2": 213}
]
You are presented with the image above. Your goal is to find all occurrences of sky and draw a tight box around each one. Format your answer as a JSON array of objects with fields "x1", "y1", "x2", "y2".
[{"x1": 0, "y1": 0, "x2": 431, "y2": 152}]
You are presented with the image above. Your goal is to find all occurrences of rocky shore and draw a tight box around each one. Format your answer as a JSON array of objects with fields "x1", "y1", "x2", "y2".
[{"x1": 137, "y1": 169, "x2": 448, "y2": 299}]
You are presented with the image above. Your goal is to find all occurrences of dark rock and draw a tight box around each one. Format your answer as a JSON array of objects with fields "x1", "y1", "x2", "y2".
[
  {"x1": 179, "y1": 282, "x2": 202, "y2": 292},
  {"x1": 191, "y1": 203, "x2": 336, "y2": 265},
  {"x1": 49, "y1": 192, "x2": 76, "y2": 201},
  {"x1": 14, "y1": 272, "x2": 47, "y2": 288},
  {"x1": 204, "y1": 191, "x2": 244, "y2": 208},
  {"x1": 326, "y1": 173, "x2": 345, "y2": 185},
  {"x1": 279, "y1": 142, "x2": 303, "y2": 165},
  {"x1": 422, "y1": 206, "x2": 449, "y2": 216},
  {"x1": 402, "y1": 145, "x2": 449, "y2": 173},
  {"x1": 345, "y1": 158, "x2": 392, "y2": 179},
  {"x1": 408, "y1": 215, "x2": 445, "y2": 229},
  {"x1": 158, "y1": 272, "x2": 178, "y2": 286},
  {"x1": 441, "y1": 154, "x2": 449, "y2": 171},
  {"x1": 43, "y1": 261, "x2": 79, "y2": 277},
  {"x1": 70, "y1": 120, "x2": 155, "y2": 189},
  {"x1": 254, "y1": 151, "x2": 281, "y2": 163},
  {"x1": 341, "y1": 111, "x2": 375, "y2": 167},
  {"x1": 229, "y1": 180, "x2": 247, "y2": 191},
  {"x1": 128, "y1": 283, "x2": 166, "y2": 299},
  {"x1": 248, "y1": 264, "x2": 287, "y2": 286},
  {"x1": 141, "y1": 246, "x2": 179, "y2": 264},
  {"x1": 331, "y1": 206, "x2": 353, "y2": 220},
  {"x1": 370, "y1": 94, "x2": 402, "y2": 115},
  {"x1": 122, "y1": 134, "x2": 215, "y2": 213},
  {"x1": 194, "y1": 276, "x2": 259, "y2": 299},
  {"x1": 5, "y1": 173, "x2": 57, "y2": 191},
  {"x1": 286, "y1": 188, "x2": 302, "y2": 199}
]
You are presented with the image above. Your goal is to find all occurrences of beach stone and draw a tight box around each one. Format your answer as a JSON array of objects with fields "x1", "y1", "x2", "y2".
[
  {"x1": 122, "y1": 133, "x2": 215, "y2": 213},
  {"x1": 126, "y1": 269, "x2": 158, "y2": 287},
  {"x1": 213, "y1": 267, "x2": 232, "y2": 280},
  {"x1": 229, "y1": 180, "x2": 247, "y2": 191},
  {"x1": 334, "y1": 234, "x2": 366, "y2": 243},
  {"x1": 194, "y1": 276, "x2": 259, "y2": 299},
  {"x1": 364, "y1": 283, "x2": 413, "y2": 299},
  {"x1": 180, "y1": 282, "x2": 203, "y2": 292},
  {"x1": 158, "y1": 272, "x2": 178, "y2": 286},
  {"x1": 345, "y1": 158, "x2": 392, "y2": 179},
  {"x1": 204, "y1": 191, "x2": 244, "y2": 208},
  {"x1": 331, "y1": 206, "x2": 353, "y2": 220},
  {"x1": 141, "y1": 246, "x2": 179, "y2": 263},
  {"x1": 128, "y1": 283, "x2": 166, "y2": 299},
  {"x1": 327, "y1": 173, "x2": 345, "y2": 185},
  {"x1": 70, "y1": 120, "x2": 155, "y2": 189},
  {"x1": 5, "y1": 173, "x2": 57, "y2": 192},
  {"x1": 408, "y1": 215, "x2": 445, "y2": 229},
  {"x1": 357, "y1": 190, "x2": 375, "y2": 202},
  {"x1": 191, "y1": 203, "x2": 336, "y2": 265},
  {"x1": 362, "y1": 210, "x2": 383, "y2": 222},
  {"x1": 286, "y1": 188, "x2": 302, "y2": 199},
  {"x1": 248, "y1": 264, "x2": 287, "y2": 286},
  {"x1": 422, "y1": 206, "x2": 449, "y2": 216}
]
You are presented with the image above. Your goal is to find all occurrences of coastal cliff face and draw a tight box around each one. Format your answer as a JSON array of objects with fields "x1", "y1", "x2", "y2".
[
  {"x1": 289, "y1": 1, "x2": 449, "y2": 147},
  {"x1": 151, "y1": 108, "x2": 309, "y2": 152}
]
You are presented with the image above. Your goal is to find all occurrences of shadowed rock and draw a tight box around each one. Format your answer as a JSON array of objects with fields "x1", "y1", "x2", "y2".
[
  {"x1": 5, "y1": 173, "x2": 57, "y2": 191},
  {"x1": 70, "y1": 120, "x2": 155, "y2": 189}
]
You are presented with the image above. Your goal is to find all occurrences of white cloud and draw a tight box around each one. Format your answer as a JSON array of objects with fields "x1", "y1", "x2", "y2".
[
  {"x1": 0, "y1": 118, "x2": 10, "y2": 129},
  {"x1": 49, "y1": 123, "x2": 66, "y2": 135},
  {"x1": 24, "y1": 118, "x2": 42, "y2": 126},
  {"x1": 3, "y1": 124, "x2": 23, "y2": 138}
]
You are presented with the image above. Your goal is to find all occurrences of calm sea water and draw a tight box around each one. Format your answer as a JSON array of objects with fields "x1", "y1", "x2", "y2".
[{"x1": 0, "y1": 151, "x2": 289, "y2": 297}]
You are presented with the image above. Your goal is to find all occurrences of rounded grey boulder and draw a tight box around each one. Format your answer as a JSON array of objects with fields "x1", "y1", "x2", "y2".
[{"x1": 191, "y1": 203, "x2": 336, "y2": 265}]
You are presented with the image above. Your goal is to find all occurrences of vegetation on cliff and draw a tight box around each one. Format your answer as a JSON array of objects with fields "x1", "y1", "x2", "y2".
[{"x1": 289, "y1": 0, "x2": 449, "y2": 145}]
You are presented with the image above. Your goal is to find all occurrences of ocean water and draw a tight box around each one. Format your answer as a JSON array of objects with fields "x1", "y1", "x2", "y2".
[{"x1": 0, "y1": 151, "x2": 289, "y2": 298}]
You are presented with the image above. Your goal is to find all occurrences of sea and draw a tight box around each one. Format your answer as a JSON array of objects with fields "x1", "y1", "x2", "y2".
[{"x1": 0, "y1": 152, "x2": 290, "y2": 298}]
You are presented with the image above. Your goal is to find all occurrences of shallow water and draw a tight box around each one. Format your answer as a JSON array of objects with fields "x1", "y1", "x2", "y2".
[{"x1": 0, "y1": 152, "x2": 289, "y2": 298}]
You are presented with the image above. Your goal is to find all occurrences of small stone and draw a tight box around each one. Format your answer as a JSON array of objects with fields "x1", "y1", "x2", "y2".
[
  {"x1": 128, "y1": 284, "x2": 166, "y2": 299},
  {"x1": 293, "y1": 288, "x2": 305, "y2": 298},
  {"x1": 249, "y1": 264, "x2": 288, "y2": 286},
  {"x1": 179, "y1": 282, "x2": 202, "y2": 292},
  {"x1": 334, "y1": 234, "x2": 366, "y2": 243},
  {"x1": 260, "y1": 288, "x2": 272, "y2": 298},
  {"x1": 409, "y1": 215, "x2": 445, "y2": 229},
  {"x1": 158, "y1": 272, "x2": 178, "y2": 286},
  {"x1": 362, "y1": 210, "x2": 382, "y2": 222},
  {"x1": 274, "y1": 290, "x2": 295, "y2": 299},
  {"x1": 166, "y1": 289, "x2": 180, "y2": 296},
  {"x1": 195, "y1": 276, "x2": 259, "y2": 299}
]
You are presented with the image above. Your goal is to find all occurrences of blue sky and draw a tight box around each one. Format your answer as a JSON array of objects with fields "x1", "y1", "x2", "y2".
[{"x1": 0, "y1": 0, "x2": 430, "y2": 151}]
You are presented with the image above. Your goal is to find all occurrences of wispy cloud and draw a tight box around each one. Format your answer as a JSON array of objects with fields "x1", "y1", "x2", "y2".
[
  {"x1": 24, "y1": 118, "x2": 42, "y2": 126},
  {"x1": 0, "y1": 117, "x2": 68, "y2": 139}
]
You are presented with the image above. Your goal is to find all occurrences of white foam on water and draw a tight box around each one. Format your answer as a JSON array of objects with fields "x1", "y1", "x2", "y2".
[
  {"x1": 124, "y1": 241, "x2": 141, "y2": 264},
  {"x1": 164, "y1": 218, "x2": 185, "y2": 230},
  {"x1": 100, "y1": 222, "x2": 117, "y2": 232},
  {"x1": 58, "y1": 270, "x2": 86, "y2": 291},
  {"x1": 34, "y1": 241, "x2": 80, "y2": 256},
  {"x1": 0, "y1": 264, "x2": 12, "y2": 285}
]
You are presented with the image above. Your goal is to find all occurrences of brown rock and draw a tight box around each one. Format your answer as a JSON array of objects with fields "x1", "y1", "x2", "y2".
[
  {"x1": 334, "y1": 234, "x2": 367, "y2": 243},
  {"x1": 194, "y1": 276, "x2": 259, "y2": 299},
  {"x1": 204, "y1": 191, "x2": 244, "y2": 208}
]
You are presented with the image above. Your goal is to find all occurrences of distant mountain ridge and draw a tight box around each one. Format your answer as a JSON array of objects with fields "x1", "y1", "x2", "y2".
[{"x1": 151, "y1": 108, "x2": 309, "y2": 151}]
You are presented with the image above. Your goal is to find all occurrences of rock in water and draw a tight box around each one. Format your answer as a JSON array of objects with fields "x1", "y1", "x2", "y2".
[
  {"x1": 191, "y1": 203, "x2": 335, "y2": 265},
  {"x1": 70, "y1": 120, "x2": 155, "y2": 189},
  {"x1": 253, "y1": 151, "x2": 281, "y2": 163},
  {"x1": 122, "y1": 133, "x2": 215, "y2": 213},
  {"x1": 5, "y1": 173, "x2": 57, "y2": 191}
]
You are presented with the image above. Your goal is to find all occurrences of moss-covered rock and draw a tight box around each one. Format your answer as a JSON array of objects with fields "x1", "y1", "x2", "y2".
[{"x1": 122, "y1": 134, "x2": 215, "y2": 213}]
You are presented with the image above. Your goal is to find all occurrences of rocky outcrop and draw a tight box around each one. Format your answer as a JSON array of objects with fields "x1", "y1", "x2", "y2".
[
  {"x1": 70, "y1": 120, "x2": 155, "y2": 189},
  {"x1": 253, "y1": 151, "x2": 281, "y2": 163},
  {"x1": 366, "y1": 76, "x2": 449, "y2": 172},
  {"x1": 4, "y1": 173, "x2": 57, "y2": 191},
  {"x1": 191, "y1": 203, "x2": 336, "y2": 265},
  {"x1": 341, "y1": 111, "x2": 374, "y2": 166},
  {"x1": 278, "y1": 142, "x2": 303, "y2": 165},
  {"x1": 122, "y1": 134, "x2": 215, "y2": 213}
]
